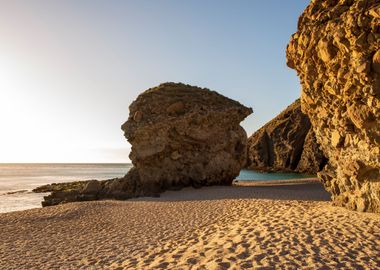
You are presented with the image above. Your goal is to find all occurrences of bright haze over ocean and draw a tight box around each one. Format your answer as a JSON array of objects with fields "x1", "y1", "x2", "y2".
[
  {"x1": 0, "y1": 164, "x2": 312, "y2": 213},
  {"x1": 0, "y1": 0, "x2": 308, "y2": 163}
]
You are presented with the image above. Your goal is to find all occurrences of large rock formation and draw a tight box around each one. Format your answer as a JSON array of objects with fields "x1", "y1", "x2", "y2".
[
  {"x1": 40, "y1": 83, "x2": 252, "y2": 206},
  {"x1": 246, "y1": 99, "x2": 326, "y2": 174},
  {"x1": 287, "y1": 0, "x2": 380, "y2": 212},
  {"x1": 118, "y1": 82, "x2": 252, "y2": 194}
]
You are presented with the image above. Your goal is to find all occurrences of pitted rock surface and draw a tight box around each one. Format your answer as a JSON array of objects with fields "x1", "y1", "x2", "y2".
[{"x1": 287, "y1": 0, "x2": 380, "y2": 212}]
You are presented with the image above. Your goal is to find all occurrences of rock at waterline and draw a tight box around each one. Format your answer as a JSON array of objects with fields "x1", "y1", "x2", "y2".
[{"x1": 39, "y1": 83, "x2": 252, "y2": 206}]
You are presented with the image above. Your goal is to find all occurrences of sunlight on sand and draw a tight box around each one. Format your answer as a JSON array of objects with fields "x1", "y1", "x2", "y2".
[{"x1": 1, "y1": 184, "x2": 379, "y2": 269}]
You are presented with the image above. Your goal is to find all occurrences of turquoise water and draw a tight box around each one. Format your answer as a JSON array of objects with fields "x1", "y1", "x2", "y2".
[
  {"x1": 237, "y1": 169, "x2": 315, "y2": 181},
  {"x1": 0, "y1": 164, "x2": 314, "y2": 213}
]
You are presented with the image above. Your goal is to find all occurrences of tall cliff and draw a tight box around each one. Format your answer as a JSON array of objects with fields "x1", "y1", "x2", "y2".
[
  {"x1": 287, "y1": 0, "x2": 380, "y2": 212},
  {"x1": 246, "y1": 99, "x2": 326, "y2": 174}
]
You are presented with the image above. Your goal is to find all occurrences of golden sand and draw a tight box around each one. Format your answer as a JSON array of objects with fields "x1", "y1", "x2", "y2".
[{"x1": 1, "y1": 183, "x2": 379, "y2": 269}]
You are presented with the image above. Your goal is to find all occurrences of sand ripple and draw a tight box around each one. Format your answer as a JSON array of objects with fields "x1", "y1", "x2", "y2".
[{"x1": 0, "y1": 184, "x2": 379, "y2": 269}]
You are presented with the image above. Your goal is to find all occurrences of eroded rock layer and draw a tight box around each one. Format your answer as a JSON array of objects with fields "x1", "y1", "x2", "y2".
[
  {"x1": 40, "y1": 83, "x2": 252, "y2": 206},
  {"x1": 287, "y1": 0, "x2": 380, "y2": 212},
  {"x1": 246, "y1": 99, "x2": 326, "y2": 174}
]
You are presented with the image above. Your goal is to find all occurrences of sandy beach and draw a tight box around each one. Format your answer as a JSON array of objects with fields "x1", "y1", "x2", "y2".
[{"x1": 1, "y1": 183, "x2": 379, "y2": 270}]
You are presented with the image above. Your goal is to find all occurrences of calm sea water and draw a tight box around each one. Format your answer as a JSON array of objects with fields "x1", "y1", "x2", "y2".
[
  {"x1": 0, "y1": 163, "x2": 313, "y2": 213},
  {"x1": 0, "y1": 163, "x2": 132, "y2": 213},
  {"x1": 237, "y1": 170, "x2": 313, "y2": 181}
]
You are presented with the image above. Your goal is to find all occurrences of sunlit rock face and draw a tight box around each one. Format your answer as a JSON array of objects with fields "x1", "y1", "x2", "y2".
[
  {"x1": 246, "y1": 99, "x2": 327, "y2": 174},
  {"x1": 116, "y1": 82, "x2": 252, "y2": 195},
  {"x1": 287, "y1": 0, "x2": 380, "y2": 212}
]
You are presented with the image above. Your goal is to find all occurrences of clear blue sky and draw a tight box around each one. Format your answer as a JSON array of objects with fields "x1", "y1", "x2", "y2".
[{"x1": 0, "y1": 0, "x2": 309, "y2": 163}]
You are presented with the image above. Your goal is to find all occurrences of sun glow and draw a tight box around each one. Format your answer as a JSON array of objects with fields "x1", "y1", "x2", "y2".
[{"x1": 0, "y1": 54, "x2": 130, "y2": 163}]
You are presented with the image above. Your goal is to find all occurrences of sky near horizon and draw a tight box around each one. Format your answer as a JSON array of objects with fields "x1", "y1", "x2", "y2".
[{"x1": 0, "y1": 0, "x2": 309, "y2": 163}]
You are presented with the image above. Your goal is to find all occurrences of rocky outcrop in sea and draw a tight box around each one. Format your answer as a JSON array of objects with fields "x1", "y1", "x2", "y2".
[
  {"x1": 246, "y1": 99, "x2": 327, "y2": 174},
  {"x1": 287, "y1": 0, "x2": 380, "y2": 212},
  {"x1": 40, "y1": 83, "x2": 252, "y2": 206}
]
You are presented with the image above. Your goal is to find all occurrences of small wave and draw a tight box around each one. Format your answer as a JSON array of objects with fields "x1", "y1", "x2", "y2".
[{"x1": 1, "y1": 190, "x2": 30, "y2": 195}]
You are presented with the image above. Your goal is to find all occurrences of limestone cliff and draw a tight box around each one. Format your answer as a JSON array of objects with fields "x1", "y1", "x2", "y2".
[
  {"x1": 287, "y1": 0, "x2": 380, "y2": 212},
  {"x1": 246, "y1": 99, "x2": 326, "y2": 174},
  {"x1": 40, "y1": 83, "x2": 252, "y2": 206}
]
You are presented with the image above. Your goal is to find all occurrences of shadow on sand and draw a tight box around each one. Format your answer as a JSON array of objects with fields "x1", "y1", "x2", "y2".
[{"x1": 132, "y1": 182, "x2": 331, "y2": 203}]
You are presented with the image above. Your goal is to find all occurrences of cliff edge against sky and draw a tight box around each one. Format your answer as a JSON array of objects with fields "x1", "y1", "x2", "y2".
[{"x1": 287, "y1": 0, "x2": 380, "y2": 212}]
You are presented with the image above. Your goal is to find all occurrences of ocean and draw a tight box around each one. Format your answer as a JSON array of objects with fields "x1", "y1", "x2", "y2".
[{"x1": 0, "y1": 163, "x2": 313, "y2": 213}]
